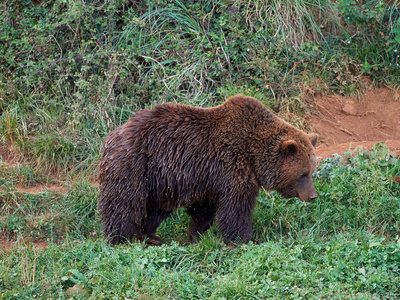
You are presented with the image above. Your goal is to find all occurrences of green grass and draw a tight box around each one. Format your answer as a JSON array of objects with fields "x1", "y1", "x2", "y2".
[
  {"x1": 0, "y1": 144, "x2": 399, "y2": 299},
  {"x1": 0, "y1": 180, "x2": 100, "y2": 242},
  {"x1": 1, "y1": 234, "x2": 399, "y2": 299},
  {"x1": 0, "y1": 164, "x2": 45, "y2": 190}
]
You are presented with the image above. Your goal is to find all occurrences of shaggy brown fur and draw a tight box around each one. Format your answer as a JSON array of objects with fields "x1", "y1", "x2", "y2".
[{"x1": 99, "y1": 95, "x2": 318, "y2": 245}]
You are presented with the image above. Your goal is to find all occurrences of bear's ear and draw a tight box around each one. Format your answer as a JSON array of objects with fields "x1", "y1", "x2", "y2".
[
  {"x1": 308, "y1": 133, "x2": 319, "y2": 147},
  {"x1": 281, "y1": 140, "x2": 298, "y2": 156}
]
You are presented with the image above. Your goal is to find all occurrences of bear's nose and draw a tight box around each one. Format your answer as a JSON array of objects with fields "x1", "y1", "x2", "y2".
[{"x1": 310, "y1": 195, "x2": 318, "y2": 201}]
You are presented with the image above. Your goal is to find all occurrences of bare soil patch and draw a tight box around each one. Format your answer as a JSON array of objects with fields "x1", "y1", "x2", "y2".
[
  {"x1": 310, "y1": 87, "x2": 400, "y2": 158},
  {"x1": 12, "y1": 183, "x2": 69, "y2": 194},
  {"x1": 0, "y1": 144, "x2": 21, "y2": 168},
  {"x1": 0, "y1": 232, "x2": 48, "y2": 253}
]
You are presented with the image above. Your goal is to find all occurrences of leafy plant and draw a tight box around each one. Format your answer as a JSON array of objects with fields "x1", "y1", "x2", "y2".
[{"x1": 335, "y1": 0, "x2": 400, "y2": 81}]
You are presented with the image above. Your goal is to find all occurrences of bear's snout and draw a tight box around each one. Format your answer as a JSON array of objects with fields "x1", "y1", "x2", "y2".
[
  {"x1": 299, "y1": 185, "x2": 318, "y2": 202},
  {"x1": 310, "y1": 192, "x2": 318, "y2": 202}
]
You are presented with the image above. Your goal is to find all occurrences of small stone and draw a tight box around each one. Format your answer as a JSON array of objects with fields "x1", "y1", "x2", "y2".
[
  {"x1": 66, "y1": 283, "x2": 89, "y2": 297},
  {"x1": 342, "y1": 103, "x2": 357, "y2": 115}
]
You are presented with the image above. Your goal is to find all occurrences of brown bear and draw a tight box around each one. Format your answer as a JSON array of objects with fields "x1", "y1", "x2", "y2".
[{"x1": 99, "y1": 95, "x2": 318, "y2": 246}]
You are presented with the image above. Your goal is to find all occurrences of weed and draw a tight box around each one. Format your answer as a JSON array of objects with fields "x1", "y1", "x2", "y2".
[
  {"x1": 0, "y1": 110, "x2": 26, "y2": 147},
  {"x1": 28, "y1": 135, "x2": 75, "y2": 173}
]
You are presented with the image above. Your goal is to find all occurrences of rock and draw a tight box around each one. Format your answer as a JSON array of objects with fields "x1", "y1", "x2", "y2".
[
  {"x1": 342, "y1": 103, "x2": 357, "y2": 116},
  {"x1": 65, "y1": 283, "x2": 89, "y2": 297}
]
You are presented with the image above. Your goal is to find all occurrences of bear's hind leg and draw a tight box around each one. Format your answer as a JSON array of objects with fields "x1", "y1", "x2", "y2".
[
  {"x1": 187, "y1": 204, "x2": 216, "y2": 243},
  {"x1": 105, "y1": 219, "x2": 146, "y2": 245},
  {"x1": 108, "y1": 234, "x2": 127, "y2": 246},
  {"x1": 144, "y1": 210, "x2": 171, "y2": 246}
]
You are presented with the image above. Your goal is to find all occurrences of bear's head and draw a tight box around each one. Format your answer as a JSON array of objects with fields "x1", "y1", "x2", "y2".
[
  {"x1": 255, "y1": 131, "x2": 319, "y2": 202},
  {"x1": 220, "y1": 95, "x2": 319, "y2": 202},
  {"x1": 275, "y1": 133, "x2": 319, "y2": 202}
]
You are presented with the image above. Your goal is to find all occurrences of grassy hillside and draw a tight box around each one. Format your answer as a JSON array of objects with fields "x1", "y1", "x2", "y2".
[{"x1": 1, "y1": 0, "x2": 400, "y2": 298}]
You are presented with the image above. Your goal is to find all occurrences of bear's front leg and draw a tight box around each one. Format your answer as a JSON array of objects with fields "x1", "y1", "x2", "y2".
[{"x1": 216, "y1": 189, "x2": 258, "y2": 245}]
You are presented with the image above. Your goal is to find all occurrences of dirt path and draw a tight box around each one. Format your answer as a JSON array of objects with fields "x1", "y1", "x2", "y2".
[{"x1": 310, "y1": 87, "x2": 400, "y2": 157}]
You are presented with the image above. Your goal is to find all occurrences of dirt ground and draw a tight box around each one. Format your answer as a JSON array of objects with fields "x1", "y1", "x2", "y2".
[{"x1": 310, "y1": 87, "x2": 400, "y2": 158}]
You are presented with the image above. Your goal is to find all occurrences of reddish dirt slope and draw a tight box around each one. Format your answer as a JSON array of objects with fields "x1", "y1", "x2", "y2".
[{"x1": 310, "y1": 87, "x2": 400, "y2": 158}]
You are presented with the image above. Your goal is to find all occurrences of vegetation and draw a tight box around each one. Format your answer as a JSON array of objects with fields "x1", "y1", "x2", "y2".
[
  {"x1": 1, "y1": 0, "x2": 400, "y2": 174},
  {"x1": 1, "y1": 0, "x2": 400, "y2": 298},
  {"x1": 1, "y1": 144, "x2": 399, "y2": 298}
]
